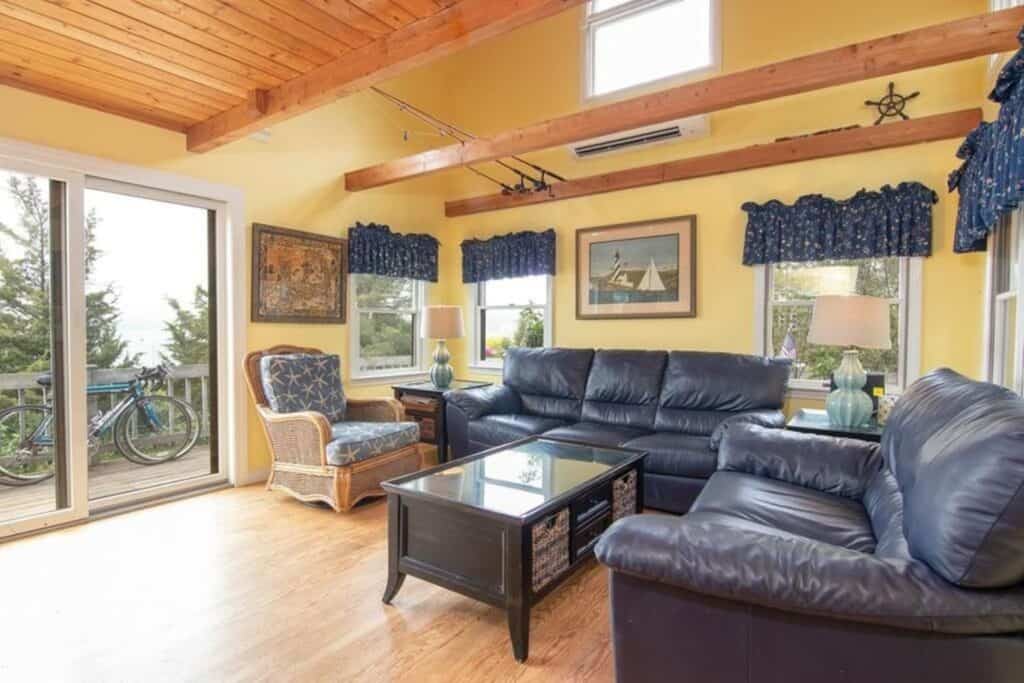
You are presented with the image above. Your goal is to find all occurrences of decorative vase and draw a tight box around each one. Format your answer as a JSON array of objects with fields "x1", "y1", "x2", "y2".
[
  {"x1": 826, "y1": 349, "x2": 873, "y2": 428},
  {"x1": 429, "y1": 339, "x2": 454, "y2": 389},
  {"x1": 877, "y1": 394, "x2": 898, "y2": 426}
]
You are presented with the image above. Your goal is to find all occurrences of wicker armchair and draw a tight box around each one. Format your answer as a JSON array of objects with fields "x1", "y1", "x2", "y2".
[{"x1": 244, "y1": 345, "x2": 425, "y2": 512}]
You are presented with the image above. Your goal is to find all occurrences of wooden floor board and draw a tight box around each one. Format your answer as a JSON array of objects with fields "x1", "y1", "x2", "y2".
[{"x1": 0, "y1": 486, "x2": 614, "y2": 682}]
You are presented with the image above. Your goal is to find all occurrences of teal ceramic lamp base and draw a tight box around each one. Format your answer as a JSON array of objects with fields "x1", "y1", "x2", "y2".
[
  {"x1": 429, "y1": 339, "x2": 454, "y2": 389},
  {"x1": 826, "y1": 349, "x2": 873, "y2": 428}
]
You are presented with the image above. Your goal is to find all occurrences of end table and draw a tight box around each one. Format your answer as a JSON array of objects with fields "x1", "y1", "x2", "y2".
[
  {"x1": 786, "y1": 408, "x2": 884, "y2": 443},
  {"x1": 392, "y1": 380, "x2": 491, "y2": 463}
]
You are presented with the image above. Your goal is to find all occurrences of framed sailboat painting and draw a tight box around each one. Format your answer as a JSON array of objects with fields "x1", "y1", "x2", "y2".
[{"x1": 576, "y1": 215, "x2": 696, "y2": 319}]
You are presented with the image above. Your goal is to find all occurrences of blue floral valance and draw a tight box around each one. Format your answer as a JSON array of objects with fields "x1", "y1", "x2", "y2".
[
  {"x1": 741, "y1": 182, "x2": 937, "y2": 265},
  {"x1": 348, "y1": 222, "x2": 439, "y2": 282},
  {"x1": 461, "y1": 229, "x2": 556, "y2": 283},
  {"x1": 948, "y1": 28, "x2": 1024, "y2": 253}
]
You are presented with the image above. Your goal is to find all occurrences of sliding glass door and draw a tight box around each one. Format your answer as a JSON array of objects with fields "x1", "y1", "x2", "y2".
[
  {"x1": 0, "y1": 166, "x2": 75, "y2": 529},
  {"x1": 83, "y1": 180, "x2": 220, "y2": 506}
]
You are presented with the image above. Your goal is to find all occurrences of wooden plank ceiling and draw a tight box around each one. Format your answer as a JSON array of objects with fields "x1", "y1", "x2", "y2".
[{"x1": 0, "y1": 0, "x2": 583, "y2": 150}]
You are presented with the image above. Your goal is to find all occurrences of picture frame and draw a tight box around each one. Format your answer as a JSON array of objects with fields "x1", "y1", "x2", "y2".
[
  {"x1": 576, "y1": 215, "x2": 697, "y2": 320},
  {"x1": 251, "y1": 223, "x2": 347, "y2": 324}
]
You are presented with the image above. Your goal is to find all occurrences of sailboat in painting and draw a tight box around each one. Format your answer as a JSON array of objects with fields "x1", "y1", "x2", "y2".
[{"x1": 636, "y1": 258, "x2": 666, "y2": 292}]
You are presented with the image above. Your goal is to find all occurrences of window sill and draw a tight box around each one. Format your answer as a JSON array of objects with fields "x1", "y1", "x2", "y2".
[
  {"x1": 468, "y1": 364, "x2": 503, "y2": 376},
  {"x1": 349, "y1": 370, "x2": 428, "y2": 386}
]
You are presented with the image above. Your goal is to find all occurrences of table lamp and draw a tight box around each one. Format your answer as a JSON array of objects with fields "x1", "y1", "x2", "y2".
[
  {"x1": 422, "y1": 305, "x2": 464, "y2": 389},
  {"x1": 807, "y1": 295, "x2": 891, "y2": 428}
]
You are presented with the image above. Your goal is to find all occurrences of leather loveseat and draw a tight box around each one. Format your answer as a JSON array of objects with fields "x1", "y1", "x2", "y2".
[
  {"x1": 446, "y1": 347, "x2": 790, "y2": 512},
  {"x1": 596, "y1": 368, "x2": 1024, "y2": 682}
]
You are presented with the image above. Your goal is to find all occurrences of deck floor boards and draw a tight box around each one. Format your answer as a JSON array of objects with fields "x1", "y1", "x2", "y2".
[{"x1": 0, "y1": 447, "x2": 213, "y2": 522}]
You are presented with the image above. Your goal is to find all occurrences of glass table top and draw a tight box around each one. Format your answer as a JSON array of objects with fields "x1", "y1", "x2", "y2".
[
  {"x1": 392, "y1": 379, "x2": 490, "y2": 392},
  {"x1": 391, "y1": 438, "x2": 642, "y2": 518}
]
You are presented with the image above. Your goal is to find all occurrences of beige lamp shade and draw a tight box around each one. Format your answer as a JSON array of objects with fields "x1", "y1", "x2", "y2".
[
  {"x1": 807, "y1": 295, "x2": 891, "y2": 350},
  {"x1": 422, "y1": 305, "x2": 465, "y2": 339}
]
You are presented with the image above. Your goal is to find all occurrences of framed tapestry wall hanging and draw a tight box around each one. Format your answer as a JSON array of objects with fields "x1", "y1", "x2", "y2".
[
  {"x1": 251, "y1": 223, "x2": 347, "y2": 323},
  {"x1": 576, "y1": 215, "x2": 697, "y2": 320}
]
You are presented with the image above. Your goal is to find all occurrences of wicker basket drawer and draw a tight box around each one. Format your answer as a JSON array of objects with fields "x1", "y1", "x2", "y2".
[
  {"x1": 531, "y1": 508, "x2": 569, "y2": 593},
  {"x1": 613, "y1": 469, "x2": 638, "y2": 521}
]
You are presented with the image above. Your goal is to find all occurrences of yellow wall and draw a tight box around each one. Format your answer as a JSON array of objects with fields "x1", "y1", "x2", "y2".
[
  {"x1": 436, "y1": 0, "x2": 991, "y2": 402},
  {"x1": 0, "y1": 0, "x2": 997, "y2": 472}
]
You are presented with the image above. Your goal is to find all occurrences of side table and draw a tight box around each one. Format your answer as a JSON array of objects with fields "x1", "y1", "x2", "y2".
[
  {"x1": 392, "y1": 379, "x2": 491, "y2": 463},
  {"x1": 786, "y1": 408, "x2": 884, "y2": 443}
]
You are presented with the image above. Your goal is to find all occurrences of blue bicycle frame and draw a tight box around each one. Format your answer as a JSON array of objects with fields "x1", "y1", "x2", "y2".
[{"x1": 28, "y1": 379, "x2": 164, "y2": 448}]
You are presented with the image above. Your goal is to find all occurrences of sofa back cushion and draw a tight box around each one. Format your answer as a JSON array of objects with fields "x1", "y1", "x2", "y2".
[
  {"x1": 259, "y1": 353, "x2": 347, "y2": 422},
  {"x1": 503, "y1": 347, "x2": 594, "y2": 421},
  {"x1": 885, "y1": 368, "x2": 1024, "y2": 588},
  {"x1": 655, "y1": 352, "x2": 789, "y2": 432},
  {"x1": 581, "y1": 350, "x2": 667, "y2": 429}
]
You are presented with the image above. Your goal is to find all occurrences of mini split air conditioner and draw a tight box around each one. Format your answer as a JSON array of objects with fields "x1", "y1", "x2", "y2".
[{"x1": 568, "y1": 115, "x2": 710, "y2": 159}]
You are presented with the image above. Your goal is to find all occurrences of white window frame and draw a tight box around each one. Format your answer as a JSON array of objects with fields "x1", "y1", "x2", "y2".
[
  {"x1": 0, "y1": 136, "x2": 247, "y2": 539},
  {"x1": 348, "y1": 274, "x2": 428, "y2": 382},
  {"x1": 982, "y1": 211, "x2": 1024, "y2": 394},
  {"x1": 467, "y1": 276, "x2": 554, "y2": 374},
  {"x1": 753, "y1": 258, "x2": 923, "y2": 398},
  {"x1": 582, "y1": 0, "x2": 721, "y2": 103}
]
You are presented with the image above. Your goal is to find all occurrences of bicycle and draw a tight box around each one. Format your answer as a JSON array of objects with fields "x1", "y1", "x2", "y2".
[{"x1": 0, "y1": 365, "x2": 200, "y2": 486}]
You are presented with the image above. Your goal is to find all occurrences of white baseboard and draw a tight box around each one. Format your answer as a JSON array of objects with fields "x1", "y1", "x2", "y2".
[{"x1": 239, "y1": 468, "x2": 270, "y2": 486}]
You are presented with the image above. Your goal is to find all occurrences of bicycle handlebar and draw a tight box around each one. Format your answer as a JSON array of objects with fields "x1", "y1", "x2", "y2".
[{"x1": 135, "y1": 364, "x2": 168, "y2": 382}]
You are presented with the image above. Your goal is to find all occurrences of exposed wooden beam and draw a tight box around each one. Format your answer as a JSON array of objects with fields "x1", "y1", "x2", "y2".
[
  {"x1": 347, "y1": 7, "x2": 1024, "y2": 191},
  {"x1": 186, "y1": 0, "x2": 587, "y2": 152},
  {"x1": 444, "y1": 109, "x2": 982, "y2": 217}
]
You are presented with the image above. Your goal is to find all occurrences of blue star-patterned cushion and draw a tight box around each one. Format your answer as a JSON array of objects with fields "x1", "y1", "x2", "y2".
[
  {"x1": 325, "y1": 421, "x2": 420, "y2": 466},
  {"x1": 259, "y1": 353, "x2": 347, "y2": 422}
]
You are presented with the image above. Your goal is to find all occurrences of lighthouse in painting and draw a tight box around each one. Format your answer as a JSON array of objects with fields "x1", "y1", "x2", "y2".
[{"x1": 589, "y1": 234, "x2": 679, "y2": 304}]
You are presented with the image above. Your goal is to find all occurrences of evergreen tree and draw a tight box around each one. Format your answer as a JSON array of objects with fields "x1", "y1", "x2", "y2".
[
  {"x1": 0, "y1": 176, "x2": 138, "y2": 373},
  {"x1": 161, "y1": 286, "x2": 209, "y2": 366}
]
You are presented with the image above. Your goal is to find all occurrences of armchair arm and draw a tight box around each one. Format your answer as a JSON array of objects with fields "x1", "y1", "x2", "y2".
[
  {"x1": 445, "y1": 385, "x2": 521, "y2": 420},
  {"x1": 717, "y1": 424, "x2": 881, "y2": 499},
  {"x1": 256, "y1": 405, "x2": 331, "y2": 467},
  {"x1": 708, "y1": 408, "x2": 786, "y2": 450},
  {"x1": 595, "y1": 513, "x2": 1024, "y2": 635},
  {"x1": 346, "y1": 397, "x2": 405, "y2": 423}
]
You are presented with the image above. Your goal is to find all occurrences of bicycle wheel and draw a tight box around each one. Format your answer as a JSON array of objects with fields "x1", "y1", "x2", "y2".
[
  {"x1": 0, "y1": 406, "x2": 56, "y2": 485},
  {"x1": 114, "y1": 395, "x2": 200, "y2": 465}
]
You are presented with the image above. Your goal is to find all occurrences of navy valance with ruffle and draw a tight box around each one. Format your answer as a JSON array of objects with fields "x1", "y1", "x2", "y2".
[
  {"x1": 348, "y1": 222, "x2": 439, "y2": 282},
  {"x1": 461, "y1": 229, "x2": 556, "y2": 283},
  {"x1": 948, "y1": 28, "x2": 1024, "y2": 253},
  {"x1": 741, "y1": 182, "x2": 936, "y2": 265}
]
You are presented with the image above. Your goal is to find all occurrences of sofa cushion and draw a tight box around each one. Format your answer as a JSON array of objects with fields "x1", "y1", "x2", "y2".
[
  {"x1": 260, "y1": 353, "x2": 346, "y2": 422},
  {"x1": 692, "y1": 471, "x2": 877, "y2": 553},
  {"x1": 503, "y1": 347, "x2": 594, "y2": 421},
  {"x1": 657, "y1": 351, "x2": 789, "y2": 413},
  {"x1": 325, "y1": 421, "x2": 419, "y2": 466},
  {"x1": 542, "y1": 421, "x2": 651, "y2": 448},
  {"x1": 468, "y1": 414, "x2": 568, "y2": 447},
  {"x1": 652, "y1": 408, "x2": 732, "y2": 436},
  {"x1": 884, "y1": 368, "x2": 1024, "y2": 588},
  {"x1": 624, "y1": 432, "x2": 716, "y2": 479},
  {"x1": 581, "y1": 350, "x2": 666, "y2": 430}
]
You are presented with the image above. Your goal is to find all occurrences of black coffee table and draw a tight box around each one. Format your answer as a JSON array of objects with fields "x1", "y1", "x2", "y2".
[{"x1": 381, "y1": 436, "x2": 645, "y2": 662}]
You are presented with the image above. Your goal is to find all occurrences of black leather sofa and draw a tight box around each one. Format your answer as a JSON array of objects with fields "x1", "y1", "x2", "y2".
[
  {"x1": 446, "y1": 347, "x2": 790, "y2": 512},
  {"x1": 596, "y1": 368, "x2": 1024, "y2": 682}
]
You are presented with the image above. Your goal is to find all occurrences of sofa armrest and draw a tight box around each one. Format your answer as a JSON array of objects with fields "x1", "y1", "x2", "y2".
[
  {"x1": 717, "y1": 424, "x2": 881, "y2": 499},
  {"x1": 595, "y1": 513, "x2": 1024, "y2": 635},
  {"x1": 445, "y1": 385, "x2": 521, "y2": 420},
  {"x1": 709, "y1": 409, "x2": 785, "y2": 450},
  {"x1": 256, "y1": 404, "x2": 330, "y2": 467},
  {"x1": 346, "y1": 397, "x2": 404, "y2": 423}
]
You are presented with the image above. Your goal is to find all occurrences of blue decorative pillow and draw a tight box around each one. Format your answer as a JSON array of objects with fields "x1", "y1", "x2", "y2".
[{"x1": 259, "y1": 353, "x2": 346, "y2": 422}]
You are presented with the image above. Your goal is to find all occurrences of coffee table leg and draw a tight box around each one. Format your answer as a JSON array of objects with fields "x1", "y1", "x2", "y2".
[
  {"x1": 382, "y1": 494, "x2": 406, "y2": 605},
  {"x1": 506, "y1": 526, "x2": 530, "y2": 662},
  {"x1": 507, "y1": 601, "x2": 530, "y2": 662}
]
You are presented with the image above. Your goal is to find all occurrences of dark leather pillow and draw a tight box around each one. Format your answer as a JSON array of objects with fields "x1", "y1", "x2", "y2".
[{"x1": 886, "y1": 369, "x2": 1024, "y2": 588}]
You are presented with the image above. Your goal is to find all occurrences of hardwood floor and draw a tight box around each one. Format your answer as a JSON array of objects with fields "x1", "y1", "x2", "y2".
[{"x1": 0, "y1": 485, "x2": 614, "y2": 682}]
